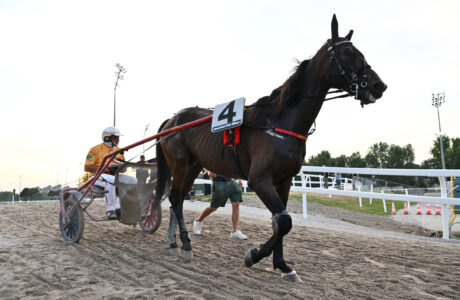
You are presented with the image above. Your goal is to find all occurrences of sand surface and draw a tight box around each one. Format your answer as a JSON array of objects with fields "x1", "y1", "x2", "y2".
[{"x1": 1, "y1": 198, "x2": 460, "y2": 299}]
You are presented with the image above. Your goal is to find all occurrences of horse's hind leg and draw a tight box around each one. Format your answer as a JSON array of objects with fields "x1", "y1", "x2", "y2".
[
  {"x1": 168, "y1": 163, "x2": 202, "y2": 262},
  {"x1": 166, "y1": 207, "x2": 179, "y2": 256},
  {"x1": 169, "y1": 189, "x2": 193, "y2": 261}
]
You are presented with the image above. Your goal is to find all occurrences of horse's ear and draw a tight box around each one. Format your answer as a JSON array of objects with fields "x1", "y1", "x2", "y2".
[
  {"x1": 345, "y1": 29, "x2": 353, "y2": 41},
  {"x1": 331, "y1": 14, "x2": 339, "y2": 41}
]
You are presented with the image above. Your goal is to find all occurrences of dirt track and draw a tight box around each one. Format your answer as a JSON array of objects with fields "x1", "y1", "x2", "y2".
[{"x1": 1, "y1": 201, "x2": 460, "y2": 299}]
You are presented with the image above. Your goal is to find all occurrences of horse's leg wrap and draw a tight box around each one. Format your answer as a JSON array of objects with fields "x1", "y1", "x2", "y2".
[
  {"x1": 272, "y1": 210, "x2": 292, "y2": 273},
  {"x1": 167, "y1": 207, "x2": 179, "y2": 256},
  {"x1": 272, "y1": 210, "x2": 292, "y2": 235},
  {"x1": 245, "y1": 210, "x2": 291, "y2": 268},
  {"x1": 167, "y1": 207, "x2": 178, "y2": 245},
  {"x1": 273, "y1": 237, "x2": 291, "y2": 273},
  {"x1": 172, "y1": 205, "x2": 192, "y2": 252},
  {"x1": 271, "y1": 210, "x2": 300, "y2": 282}
]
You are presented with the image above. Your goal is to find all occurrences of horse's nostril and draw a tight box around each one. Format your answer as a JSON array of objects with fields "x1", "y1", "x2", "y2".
[{"x1": 372, "y1": 81, "x2": 387, "y2": 93}]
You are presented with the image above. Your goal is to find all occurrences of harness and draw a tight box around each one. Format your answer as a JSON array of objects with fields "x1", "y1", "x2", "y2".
[
  {"x1": 326, "y1": 39, "x2": 370, "y2": 105},
  {"x1": 223, "y1": 121, "x2": 309, "y2": 180}
]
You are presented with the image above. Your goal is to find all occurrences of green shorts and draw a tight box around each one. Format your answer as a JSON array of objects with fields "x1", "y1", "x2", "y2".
[{"x1": 210, "y1": 180, "x2": 243, "y2": 208}]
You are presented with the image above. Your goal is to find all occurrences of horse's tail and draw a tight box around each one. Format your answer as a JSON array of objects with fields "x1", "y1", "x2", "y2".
[{"x1": 155, "y1": 119, "x2": 172, "y2": 202}]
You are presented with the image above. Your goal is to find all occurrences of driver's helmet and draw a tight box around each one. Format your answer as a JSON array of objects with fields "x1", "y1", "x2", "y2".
[{"x1": 102, "y1": 126, "x2": 122, "y2": 142}]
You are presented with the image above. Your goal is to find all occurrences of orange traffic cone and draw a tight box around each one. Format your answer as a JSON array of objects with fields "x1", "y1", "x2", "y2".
[
  {"x1": 416, "y1": 203, "x2": 422, "y2": 215},
  {"x1": 403, "y1": 202, "x2": 409, "y2": 214},
  {"x1": 435, "y1": 205, "x2": 441, "y2": 215},
  {"x1": 426, "y1": 203, "x2": 431, "y2": 215},
  {"x1": 391, "y1": 202, "x2": 396, "y2": 214}
]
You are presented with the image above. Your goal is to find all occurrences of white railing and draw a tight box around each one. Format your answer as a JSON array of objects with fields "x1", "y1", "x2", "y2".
[
  {"x1": 295, "y1": 166, "x2": 460, "y2": 240},
  {"x1": 194, "y1": 167, "x2": 460, "y2": 239}
]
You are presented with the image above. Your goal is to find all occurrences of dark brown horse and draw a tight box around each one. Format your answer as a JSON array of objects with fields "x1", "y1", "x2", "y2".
[{"x1": 155, "y1": 15, "x2": 387, "y2": 282}]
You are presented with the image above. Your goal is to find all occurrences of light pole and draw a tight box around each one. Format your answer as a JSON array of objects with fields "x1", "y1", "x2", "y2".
[
  {"x1": 432, "y1": 92, "x2": 446, "y2": 169},
  {"x1": 143, "y1": 124, "x2": 149, "y2": 154},
  {"x1": 113, "y1": 63, "x2": 127, "y2": 127}
]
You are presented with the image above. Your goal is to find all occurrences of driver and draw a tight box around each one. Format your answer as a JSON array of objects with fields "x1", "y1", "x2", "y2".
[{"x1": 84, "y1": 127, "x2": 135, "y2": 219}]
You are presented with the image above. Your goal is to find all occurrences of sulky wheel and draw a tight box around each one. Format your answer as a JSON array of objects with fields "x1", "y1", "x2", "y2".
[
  {"x1": 59, "y1": 197, "x2": 85, "y2": 243},
  {"x1": 139, "y1": 198, "x2": 162, "y2": 233}
]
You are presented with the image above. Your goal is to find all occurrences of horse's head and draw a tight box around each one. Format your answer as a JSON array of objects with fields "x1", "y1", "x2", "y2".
[{"x1": 325, "y1": 14, "x2": 387, "y2": 106}]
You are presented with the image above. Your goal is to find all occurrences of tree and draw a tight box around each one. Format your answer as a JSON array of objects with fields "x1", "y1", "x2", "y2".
[
  {"x1": 365, "y1": 142, "x2": 389, "y2": 168},
  {"x1": 346, "y1": 152, "x2": 366, "y2": 168},
  {"x1": 333, "y1": 155, "x2": 347, "y2": 167},
  {"x1": 430, "y1": 135, "x2": 450, "y2": 169},
  {"x1": 306, "y1": 150, "x2": 333, "y2": 166},
  {"x1": 429, "y1": 135, "x2": 460, "y2": 169},
  {"x1": 451, "y1": 137, "x2": 460, "y2": 169},
  {"x1": 48, "y1": 190, "x2": 61, "y2": 197},
  {"x1": 387, "y1": 144, "x2": 416, "y2": 169},
  {"x1": 20, "y1": 187, "x2": 40, "y2": 199},
  {"x1": 0, "y1": 191, "x2": 14, "y2": 202}
]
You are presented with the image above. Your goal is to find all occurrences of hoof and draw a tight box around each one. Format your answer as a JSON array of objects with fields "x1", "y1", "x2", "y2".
[
  {"x1": 244, "y1": 248, "x2": 257, "y2": 268},
  {"x1": 281, "y1": 270, "x2": 302, "y2": 283},
  {"x1": 168, "y1": 247, "x2": 179, "y2": 256},
  {"x1": 180, "y1": 249, "x2": 193, "y2": 262}
]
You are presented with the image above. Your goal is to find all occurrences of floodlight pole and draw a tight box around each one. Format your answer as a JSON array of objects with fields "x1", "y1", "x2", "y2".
[
  {"x1": 432, "y1": 92, "x2": 446, "y2": 169},
  {"x1": 114, "y1": 63, "x2": 127, "y2": 127}
]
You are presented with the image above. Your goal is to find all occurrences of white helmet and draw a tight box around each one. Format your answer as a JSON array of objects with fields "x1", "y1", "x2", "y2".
[{"x1": 102, "y1": 126, "x2": 122, "y2": 142}]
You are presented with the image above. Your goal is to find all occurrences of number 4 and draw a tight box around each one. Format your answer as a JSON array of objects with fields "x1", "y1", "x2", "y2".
[{"x1": 218, "y1": 101, "x2": 236, "y2": 123}]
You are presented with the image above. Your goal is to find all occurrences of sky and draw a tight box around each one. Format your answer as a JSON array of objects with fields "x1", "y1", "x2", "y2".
[{"x1": 1, "y1": 0, "x2": 459, "y2": 191}]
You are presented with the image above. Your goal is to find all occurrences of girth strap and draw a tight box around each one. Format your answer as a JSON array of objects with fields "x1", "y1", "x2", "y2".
[{"x1": 220, "y1": 129, "x2": 247, "y2": 180}]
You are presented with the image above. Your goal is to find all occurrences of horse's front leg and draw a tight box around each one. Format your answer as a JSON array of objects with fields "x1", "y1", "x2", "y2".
[
  {"x1": 272, "y1": 211, "x2": 301, "y2": 283},
  {"x1": 244, "y1": 177, "x2": 300, "y2": 282},
  {"x1": 272, "y1": 179, "x2": 301, "y2": 283}
]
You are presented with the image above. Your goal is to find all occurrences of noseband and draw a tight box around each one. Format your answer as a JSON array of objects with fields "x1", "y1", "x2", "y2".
[{"x1": 326, "y1": 39, "x2": 369, "y2": 101}]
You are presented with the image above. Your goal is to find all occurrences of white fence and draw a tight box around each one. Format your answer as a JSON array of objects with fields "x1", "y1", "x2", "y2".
[
  {"x1": 294, "y1": 166, "x2": 460, "y2": 240},
  {"x1": 195, "y1": 167, "x2": 460, "y2": 240},
  {"x1": 6, "y1": 168, "x2": 458, "y2": 239}
]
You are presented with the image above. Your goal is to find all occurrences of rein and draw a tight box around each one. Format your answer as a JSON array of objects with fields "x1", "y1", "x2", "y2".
[{"x1": 324, "y1": 89, "x2": 352, "y2": 101}]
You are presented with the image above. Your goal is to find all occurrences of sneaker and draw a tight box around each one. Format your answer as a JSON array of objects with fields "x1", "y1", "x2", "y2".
[
  {"x1": 106, "y1": 210, "x2": 117, "y2": 220},
  {"x1": 230, "y1": 229, "x2": 247, "y2": 240},
  {"x1": 193, "y1": 220, "x2": 202, "y2": 235}
]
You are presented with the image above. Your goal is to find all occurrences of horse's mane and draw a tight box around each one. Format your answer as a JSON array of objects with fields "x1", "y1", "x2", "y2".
[{"x1": 246, "y1": 59, "x2": 311, "y2": 122}]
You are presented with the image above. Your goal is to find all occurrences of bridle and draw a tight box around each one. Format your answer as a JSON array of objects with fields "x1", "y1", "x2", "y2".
[{"x1": 325, "y1": 39, "x2": 369, "y2": 104}]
